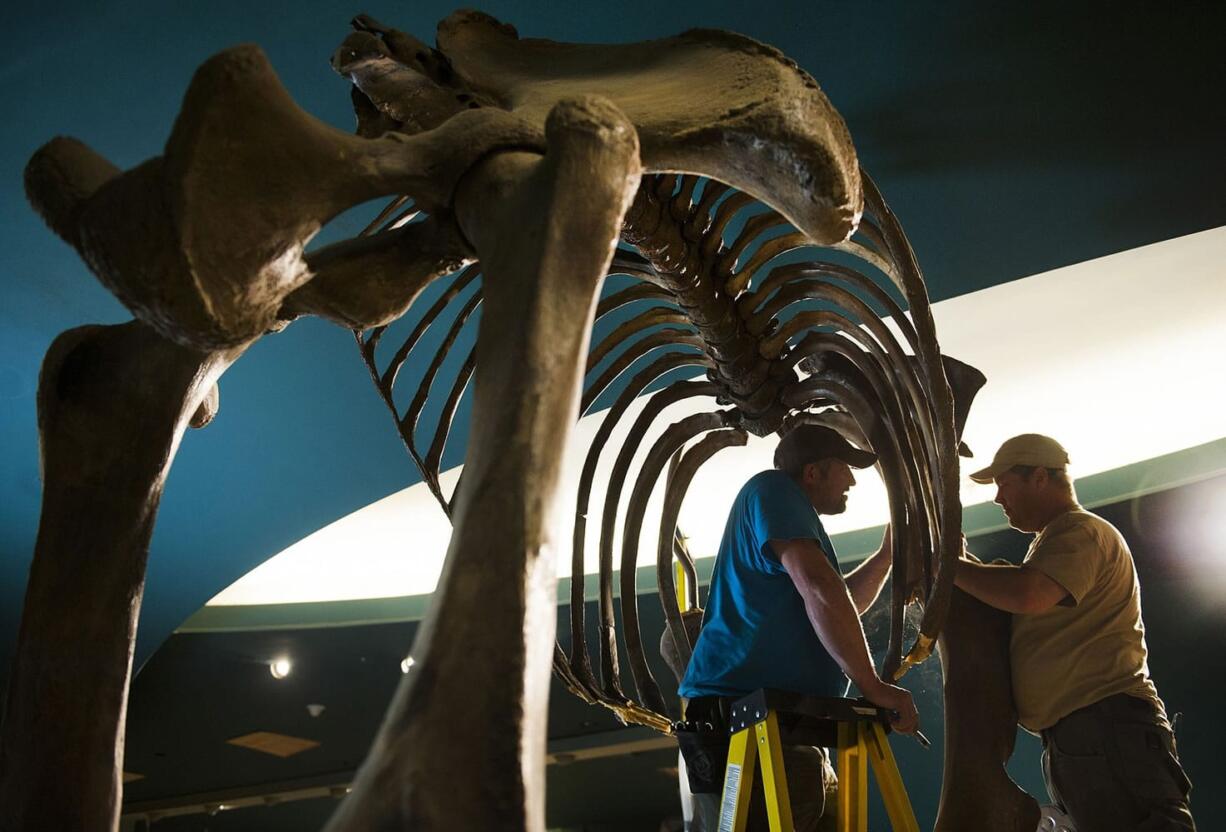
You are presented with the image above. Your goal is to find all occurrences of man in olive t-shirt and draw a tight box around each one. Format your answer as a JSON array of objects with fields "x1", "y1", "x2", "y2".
[{"x1": 954, "y1": 434, "x2": 1195, "y2": 832}]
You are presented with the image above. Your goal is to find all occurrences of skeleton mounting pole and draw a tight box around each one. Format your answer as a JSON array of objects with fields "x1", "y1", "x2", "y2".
[{"x1": 324, "y1": 96, "x2": 641, "y2": 832}]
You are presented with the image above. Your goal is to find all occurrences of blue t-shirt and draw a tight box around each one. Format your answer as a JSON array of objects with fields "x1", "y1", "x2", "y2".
[{"x1": 678, "y1": 470, "x2": 848, "y2": 699}]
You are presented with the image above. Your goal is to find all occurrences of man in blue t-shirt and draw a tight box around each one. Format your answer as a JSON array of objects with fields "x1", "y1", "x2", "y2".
[{"x1": 677, "y1": 424, "x2": 918, "y2": 830}]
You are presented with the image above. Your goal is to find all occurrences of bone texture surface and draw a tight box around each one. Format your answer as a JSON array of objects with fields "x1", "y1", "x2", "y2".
[{"x1": 1, "y1": 10, "x2": 1034, "y2": 831}]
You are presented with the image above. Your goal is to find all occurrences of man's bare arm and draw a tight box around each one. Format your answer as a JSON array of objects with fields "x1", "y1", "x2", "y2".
[
  {"x1": 843, "y1": 525, "x2": 892, "y2": 614},
  {"x1": 954, "y1": 558, "x2": 1069, "y2": 614},
  {"x1": 773, "y1": 537, "x2": 919, "y2": 734}
]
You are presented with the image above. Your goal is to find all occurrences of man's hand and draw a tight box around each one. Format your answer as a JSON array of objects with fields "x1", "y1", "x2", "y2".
[{"x1": 861, "y1": 677, "x2": 920, "y2": 735}]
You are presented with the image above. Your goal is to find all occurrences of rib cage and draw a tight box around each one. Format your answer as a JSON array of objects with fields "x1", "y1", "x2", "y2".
[{"x1": 355, "y1": 169, "x2": 979, "y2": 733}]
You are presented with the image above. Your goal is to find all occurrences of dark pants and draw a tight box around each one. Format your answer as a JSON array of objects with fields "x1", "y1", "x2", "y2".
[{"x1": 1041, "y1": 693, "x2": 1196, "y2": 832}]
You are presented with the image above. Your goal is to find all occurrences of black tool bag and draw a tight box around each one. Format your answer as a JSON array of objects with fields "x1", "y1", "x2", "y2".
[{"x1": 675, "y1": 719, "x2": 729, "y2": 794}]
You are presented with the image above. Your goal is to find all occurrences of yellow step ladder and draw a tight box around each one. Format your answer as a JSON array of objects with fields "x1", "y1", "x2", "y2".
[{"x1": 716, "y1": 690, "x2": 921, "y2": 832}]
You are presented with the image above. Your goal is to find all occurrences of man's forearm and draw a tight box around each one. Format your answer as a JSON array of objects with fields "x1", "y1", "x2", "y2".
[
  {"x1": 797, "y1": 568, "x2": 883, "y2": 694},
  {"x1": 843, "y1": 545, "x2": 891, "y2": 614},
  {"x1": 777, "y1": 536, "x2": 919, "y2": 732},
  {"x1": 954, "y1": 559, "x2": 1034, "y2": 614}
]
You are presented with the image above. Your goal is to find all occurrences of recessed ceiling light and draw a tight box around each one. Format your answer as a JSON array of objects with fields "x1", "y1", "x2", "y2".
[{"x1": 269, "y1": 657, "x2": 292, "y2": 679}]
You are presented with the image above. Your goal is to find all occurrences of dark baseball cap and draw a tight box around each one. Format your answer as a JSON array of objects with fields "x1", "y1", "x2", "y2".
[{"x1": 773, "y1": 424, "x2": 877, "y2": 473}]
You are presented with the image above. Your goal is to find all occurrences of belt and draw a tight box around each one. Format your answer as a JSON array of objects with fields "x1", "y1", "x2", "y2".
[{"x1": 1043, "y1": 692, "x2": 1164, "y2": 742}]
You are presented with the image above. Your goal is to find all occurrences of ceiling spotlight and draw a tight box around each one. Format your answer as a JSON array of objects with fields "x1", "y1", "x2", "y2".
[
  {"x1": 400, "y1": 655, "x2": 415, "y2": 674},
  {"x1": 269, "y1": 657, "x2": 292, "y2": 679}
]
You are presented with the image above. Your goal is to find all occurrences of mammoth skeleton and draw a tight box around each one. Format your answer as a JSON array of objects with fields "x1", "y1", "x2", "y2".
[{"x1": 0, "y1": 11, "x2": 1038, "y2": 832}]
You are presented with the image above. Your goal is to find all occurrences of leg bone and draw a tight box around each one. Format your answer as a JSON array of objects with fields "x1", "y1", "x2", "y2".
[
  {"x1": 0, "y1": 322, "x2": 238, "y2": 831},
  {"x1": 324, "y1": 96, "x2": 640, "y2": 832}
]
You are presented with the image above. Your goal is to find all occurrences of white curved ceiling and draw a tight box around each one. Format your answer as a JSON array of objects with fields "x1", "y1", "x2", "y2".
[{"x1": 209, "y1": 226, "x2": 1226, "y2": 607}]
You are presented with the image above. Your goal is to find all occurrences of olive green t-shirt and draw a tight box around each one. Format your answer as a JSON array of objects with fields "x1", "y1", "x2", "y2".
[{"x1": 1011, "y1": 508, "x2": 1161, "y2": 732}]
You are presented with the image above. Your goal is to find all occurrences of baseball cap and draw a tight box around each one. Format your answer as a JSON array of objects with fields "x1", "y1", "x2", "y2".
[
  {"x1": 774, "y1": 424, "x2": 877, "y2": 472},
  {"x1": 968, "y1": 434, "x2": 1070, "y2": 484}
]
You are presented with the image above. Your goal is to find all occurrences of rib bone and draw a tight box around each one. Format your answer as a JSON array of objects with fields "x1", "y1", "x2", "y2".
[{"x1": 619, "y1": 410, "x2": 739, "y2": 715}]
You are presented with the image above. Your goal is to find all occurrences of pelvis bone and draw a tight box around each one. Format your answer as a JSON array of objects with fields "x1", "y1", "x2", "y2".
[
  {"x1": 24, "y1": 49, "x2": 540, "y2": 351},
  {"x1": 349, "y1": 10, "x2": 863, "y2": 244},
  {"x1": 27, "y1": 13, "x2": 862, "y2": 357}
]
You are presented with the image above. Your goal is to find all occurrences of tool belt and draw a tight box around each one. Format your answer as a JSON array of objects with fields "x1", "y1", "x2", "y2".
[
  {"x1": 677, "y1": 692, "x2": 845, "y2": 793},
  {"x1": 676, "y1": 696, "x2": 734, "y2": 793}
]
